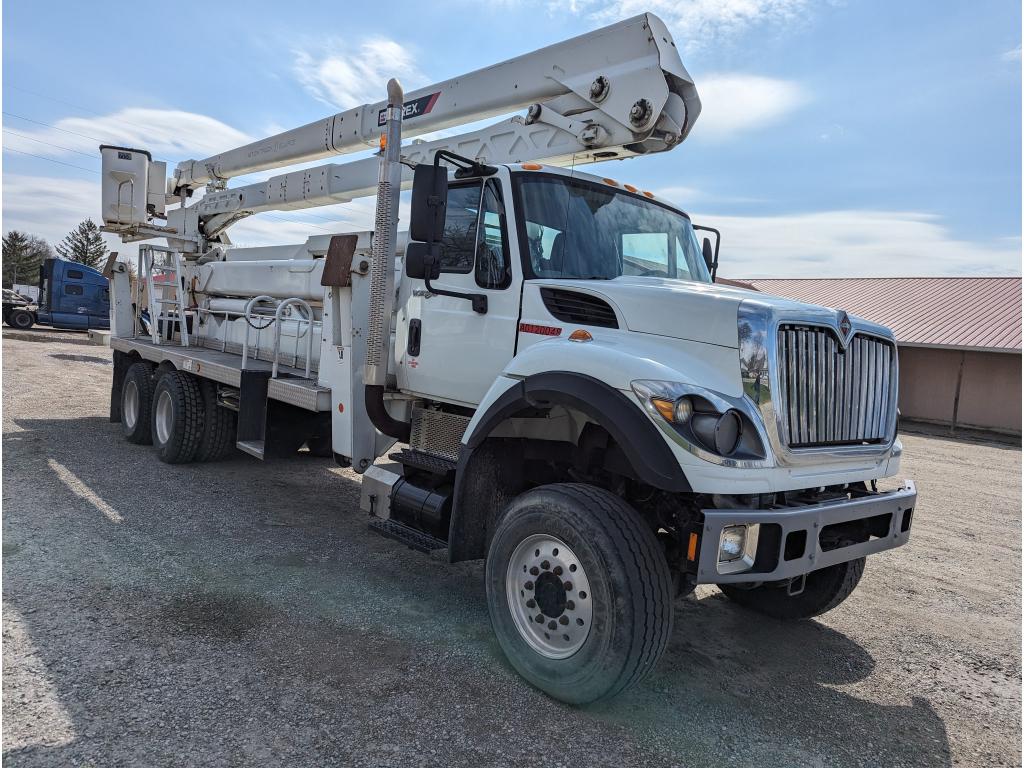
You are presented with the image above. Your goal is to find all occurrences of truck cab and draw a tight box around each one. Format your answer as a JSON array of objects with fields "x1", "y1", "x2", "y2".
[{"x1": 37, "y1": 258, "x2": 110, "y2": 330}]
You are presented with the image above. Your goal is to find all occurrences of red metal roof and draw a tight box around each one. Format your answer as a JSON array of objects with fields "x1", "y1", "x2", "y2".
[{"x1": 742, "y1": 277, "x2": 1022, "y2": 352}]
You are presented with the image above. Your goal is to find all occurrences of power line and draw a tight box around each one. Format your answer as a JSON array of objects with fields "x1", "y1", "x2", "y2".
[
  {"x1": 5, "y1": 84, "x2": 154, "y2": 131},
  {"x1": 3, "y1": 146, "x2": 100, "y2": 174},
  {"x1": 3, "y1": 111, "x2": 106, "y2": 141},
  {"x1": 3, "y1": 129, "x2": 96, "y2": 157}
]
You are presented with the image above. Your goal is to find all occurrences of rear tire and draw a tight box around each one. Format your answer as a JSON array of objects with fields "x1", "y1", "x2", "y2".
[
  {"x1": 10, "y1": 310, "x2": 34, "y2": 330},
  {"x1": 194, "y1": 379, "x2": 237, "y2": 462},
  {"x1": 121, "y1": 361, "x2": 156, "y2": 445},
  {"x1": 152, "y1": 371, "x2": 204, "y2": 464},
  {"x1": 485, "y1": 483, "x2": 673, "y2": 704},
  {"x1": 718, "y1": 557, "x2": 865, "y2": 620}
]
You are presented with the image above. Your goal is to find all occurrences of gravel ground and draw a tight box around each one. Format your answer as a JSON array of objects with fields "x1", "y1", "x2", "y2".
[{"x1": 3, "y1": 329, "x2": 1021, "y2": 767}]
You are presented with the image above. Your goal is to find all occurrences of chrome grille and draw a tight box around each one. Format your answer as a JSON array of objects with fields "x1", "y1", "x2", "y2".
[{"x1": 777, "y1": 325, "x2": 896, "y2": 447}]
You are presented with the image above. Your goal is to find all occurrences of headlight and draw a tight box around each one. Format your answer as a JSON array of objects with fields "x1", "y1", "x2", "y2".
[
  {"x1": 719, "y1": 525, "x2": 747, "y2": 561},
  {"x1": 636, "y1": 381, "x2": 768, "y2": 464},
  {"x1": 717, "y1": 523, "x2": 760, "y2": 574}
]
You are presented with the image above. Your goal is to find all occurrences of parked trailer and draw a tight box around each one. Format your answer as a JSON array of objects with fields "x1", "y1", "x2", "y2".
[{"x1": 97, "y1": 13, "x2": 916, "y2": 703}]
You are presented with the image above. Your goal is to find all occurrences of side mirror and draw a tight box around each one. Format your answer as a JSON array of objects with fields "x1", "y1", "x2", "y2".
[
  {"x1": 702, "y1": 237, "x2": 714, "y2": 272},
  {"x1": 405, "y1": 242, "x2": 441, "y2": 280},
  {"x1": 410, "y1": 164, "x2": 448, "y2": 243}
]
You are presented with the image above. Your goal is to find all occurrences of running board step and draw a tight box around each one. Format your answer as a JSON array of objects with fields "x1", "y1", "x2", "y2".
[
  {"x1": 388, "y1": 448, "x2": 457, "y2": 475},
  {"x1": 368, "y1": 518, "x2": 447, "y2": 554}
]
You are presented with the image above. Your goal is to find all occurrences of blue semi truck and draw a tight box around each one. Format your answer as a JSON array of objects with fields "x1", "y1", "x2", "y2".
[{"x1": 3, "y1": 258, "x2": 110, "y2": 331}]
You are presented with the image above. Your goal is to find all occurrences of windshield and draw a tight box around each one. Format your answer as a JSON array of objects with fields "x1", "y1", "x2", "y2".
[{"x1": 515, "y1": 173, "x2": 711, "y2": 283}]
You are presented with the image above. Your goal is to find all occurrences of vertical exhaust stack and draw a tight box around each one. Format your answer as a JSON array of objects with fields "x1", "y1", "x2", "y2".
[{"x1": 364, "y1": 79, "x2": 412, "y2": 443}]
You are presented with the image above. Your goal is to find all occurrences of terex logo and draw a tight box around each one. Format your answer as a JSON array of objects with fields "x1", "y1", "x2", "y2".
[{"x1": 377, "y1": 92, "x2": 442, "y2": 126}]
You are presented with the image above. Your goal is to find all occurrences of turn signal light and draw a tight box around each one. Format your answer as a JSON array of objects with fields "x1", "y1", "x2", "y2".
[{"x1": 568, "y1": 329, "x2": 593, "y2": 342}]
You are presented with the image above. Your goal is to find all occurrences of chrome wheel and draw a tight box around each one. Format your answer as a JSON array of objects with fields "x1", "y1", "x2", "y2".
[
  {"x1": 122, "y1": 380, "x2": 139, "y2": 430},
  {"x1": 154, "y1": 390, "x2": 173, "y2": 445},
  {"x1": 506, "y1": 534, "x2": 593, "y2": 659}
]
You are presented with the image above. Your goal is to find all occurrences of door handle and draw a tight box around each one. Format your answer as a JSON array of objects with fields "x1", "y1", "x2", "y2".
[{"x1": 407, "y1": 319, "x2": 422, "y2": 356}]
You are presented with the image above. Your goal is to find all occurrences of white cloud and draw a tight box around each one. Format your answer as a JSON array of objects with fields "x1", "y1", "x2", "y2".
[
  {"x1": 3, "y1": 108, "x2": 252, "y2": 161},
  {"x1": 3, "y1": 174, "x2": 103, "y2": 243},
  {"x1": 1001, "y1": 43, "x2": 1021, "y2": 62},
  {"x1": 294, "y1": 38, "x2": 427, "y2": 109},
  {"x1": 573, "y1": 0, "x2": 812, "y2": 50},
  {"x1": 689, "y1": 208, "x2": 1022, "y2": 278},
  {"x1": 690, "y1": 73, "x2": 809, "y2": 140}
]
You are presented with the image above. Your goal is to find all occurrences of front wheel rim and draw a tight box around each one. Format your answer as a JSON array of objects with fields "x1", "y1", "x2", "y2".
[
  {"x1": 154, "y1": 390, "x2": 173, "y2": 444},
  {"x1": 123, "y1": 380, "x2": 139, "y2": 429},
  {"x1": 506, "y1": 534, "x2": 593, "y2": 659}
]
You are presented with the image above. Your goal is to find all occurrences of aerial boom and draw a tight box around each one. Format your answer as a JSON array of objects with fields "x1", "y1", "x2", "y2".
[{"x1": 172, "y1": 13, "x2": 698, "y2": 191}]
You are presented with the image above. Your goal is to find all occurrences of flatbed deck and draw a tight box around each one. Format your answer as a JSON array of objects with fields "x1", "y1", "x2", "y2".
[{"x1": 109, "y1": 336, "x2": 331, "y2": 412}]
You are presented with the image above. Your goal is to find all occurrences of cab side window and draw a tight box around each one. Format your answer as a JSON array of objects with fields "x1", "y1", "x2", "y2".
[
  {"x1": 475, "y1": 180, "x2": 510, "y2": 290},
  {"x1": 439, "y1": 183, "x2": 482, "y2": 274}
]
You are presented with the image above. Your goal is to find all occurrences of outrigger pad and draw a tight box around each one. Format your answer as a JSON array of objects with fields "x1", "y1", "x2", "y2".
[{"x1": 321, "y1": 234, "x2": 359, "y2": 287}]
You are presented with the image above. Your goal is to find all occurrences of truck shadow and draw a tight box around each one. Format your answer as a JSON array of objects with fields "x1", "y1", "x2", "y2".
[{"x1": 3, "y1": 415, "x2": 952, "y2": 767}]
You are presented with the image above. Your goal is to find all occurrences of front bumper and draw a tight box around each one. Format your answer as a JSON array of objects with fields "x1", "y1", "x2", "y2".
[{"x1": 696, "y1": 480, "x2": 917, "y2": 584}]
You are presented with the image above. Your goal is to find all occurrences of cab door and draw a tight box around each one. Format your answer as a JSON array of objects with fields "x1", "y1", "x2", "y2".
[{"x1": 396, "y1": 172, "x2": 520, "y2": 407}]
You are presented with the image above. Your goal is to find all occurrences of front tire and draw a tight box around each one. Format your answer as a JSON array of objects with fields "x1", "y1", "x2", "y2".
[
  {"x1": 485, "y1": 483, "x2": 673, "y2": 705},
  {"x1": 718, "y1": 557, "x2": 865, "y2": 620},
  {"x1": 152, "y1": 371, "x2": 204, "y2": 464}
]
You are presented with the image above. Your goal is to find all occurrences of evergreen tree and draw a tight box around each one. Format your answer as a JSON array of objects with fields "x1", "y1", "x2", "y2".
[
  {"x1": 55, "y1": 218, "x2": 108, "y2": 269},
  {"x1": 2, "y1": 230, "x2": 52, "y2": 289}
]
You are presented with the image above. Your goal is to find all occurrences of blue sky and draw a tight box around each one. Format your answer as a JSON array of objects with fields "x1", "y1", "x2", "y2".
[{"x1": 3, "y1": 0, "x2": 1021, "y2": 277}]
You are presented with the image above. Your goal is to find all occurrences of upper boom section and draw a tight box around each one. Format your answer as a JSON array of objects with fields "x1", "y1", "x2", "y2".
[{"x1": 173, "y1": 13, "x2": 699, "y2": 191}]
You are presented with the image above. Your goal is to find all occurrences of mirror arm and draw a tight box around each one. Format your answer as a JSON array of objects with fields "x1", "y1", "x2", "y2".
[
  {"x1": 693, "y1": 224, "x2": 721, "y2": 282},
  {"x1": 422, "y1": 255, "x2": 489, "y2": 314}
]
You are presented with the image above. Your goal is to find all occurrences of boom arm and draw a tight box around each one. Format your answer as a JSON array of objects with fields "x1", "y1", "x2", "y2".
[{"x1": 103, "y1": 12, "x2": 700, "y2": 248}]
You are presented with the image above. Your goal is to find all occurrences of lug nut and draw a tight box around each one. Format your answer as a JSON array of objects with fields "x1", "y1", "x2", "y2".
[
  {"x1": 524, "y1": 581, "x2": 534, "y2": 590},
  {"x1": 541, "y1": 560, "x2": 550, "y2": 570},
  {"x1": 563, "y1": 581, "x2": 573, "y2": 591},
  {"x1": 529, "y1": 566, "x2": 539, "y2": 576},
  {"x1": 553, "y1": 565, "x2": 563, "y2": 576},
  {"x1": 526, "y1": 599, "x2": 536, "y2": 608},
  {"x1": 559, "y1": 616, "x2": 569, "y2": 625}
]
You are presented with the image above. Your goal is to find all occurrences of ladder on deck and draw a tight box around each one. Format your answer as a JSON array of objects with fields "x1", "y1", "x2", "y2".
[{"x1": 139, "y1": 245, "x2": 188, "y2": 346}]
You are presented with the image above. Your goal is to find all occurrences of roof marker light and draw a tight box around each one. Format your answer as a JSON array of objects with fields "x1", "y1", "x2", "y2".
[
  {"x1": 602, "y1": 178, "x2": 619, "y2": 186},
  {"x1": 521, "y1": 162, "x2": 543, "y2": 170},
  {"x1": 624, "y1": 183, "x2": 638, "y2": 193},
  {"x1": 642, "y1": 191, "x2": 655, "y2": 198}
]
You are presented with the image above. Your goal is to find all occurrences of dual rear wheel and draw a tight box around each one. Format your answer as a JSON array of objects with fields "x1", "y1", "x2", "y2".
[{"x1": 119, "y1": 361, "x2": 236, "y2": 463}]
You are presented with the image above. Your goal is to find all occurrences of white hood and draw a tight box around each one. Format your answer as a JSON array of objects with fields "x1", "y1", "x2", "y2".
[{"x1": 535, "y1": 276, "x2": 843, "y2": 349}]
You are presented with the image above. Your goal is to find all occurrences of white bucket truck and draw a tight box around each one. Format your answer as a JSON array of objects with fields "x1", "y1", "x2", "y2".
[{"x1": 98, "y1": 13, "x2": 915, "y2": 703}]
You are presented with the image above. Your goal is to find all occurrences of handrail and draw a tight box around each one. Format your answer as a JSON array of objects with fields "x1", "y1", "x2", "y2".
[
  {"x1": 271, "y1": 298, "x2": 315, "y2": 378},
  {"x1": 241, "y1": 295, "x2": 276, "y2": 369}
]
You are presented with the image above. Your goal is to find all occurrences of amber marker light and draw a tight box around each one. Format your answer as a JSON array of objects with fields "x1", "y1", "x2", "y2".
[
  {"x1": 602, "y1": 177, "x2": 619, "y2": 186},
  {"x1": 568, "y1": 329, "x2": 593, "y2": 342},
  {"x1": 642, "y1": 191, "x2": 655, "y2": 198},
  {"x1": 521, "y1": 162, "x2": 543, "y2": 170},
  {"x1": 687, "y1": 532, "x2": 698, "y2": 561},
  {"x1": 624, "y1": 183, "x2": 638, "y2": 193},
  {"x1": 652, "y1": 397, "x2": 675, "y2": 422}
]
